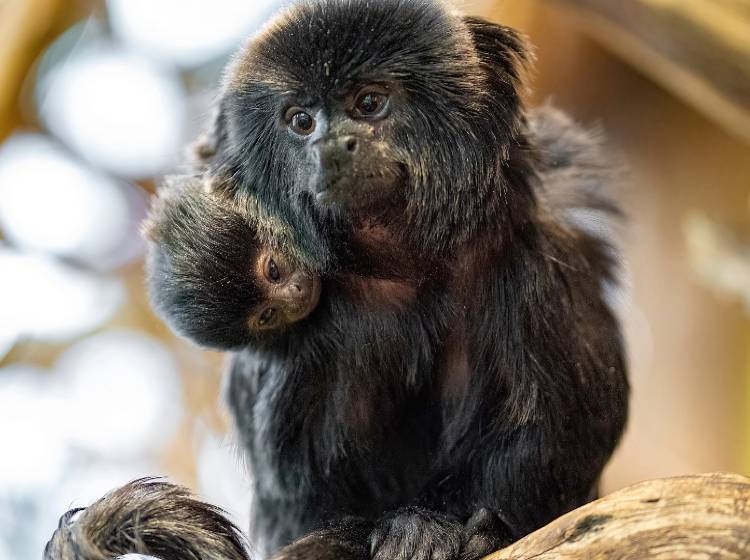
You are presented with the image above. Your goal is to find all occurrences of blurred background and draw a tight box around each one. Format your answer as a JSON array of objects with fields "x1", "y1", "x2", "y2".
[{"x1": 0, "y1": 0, "x2": 748, "y2": 557}]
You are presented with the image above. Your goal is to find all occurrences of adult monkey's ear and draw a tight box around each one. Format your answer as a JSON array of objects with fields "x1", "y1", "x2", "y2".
[
  {"x1": 190, "y1": 95, "x2": 229, "y2": 167},
  {"x1": 462, "y1": 17, "x2": 534, "y2": 103}
]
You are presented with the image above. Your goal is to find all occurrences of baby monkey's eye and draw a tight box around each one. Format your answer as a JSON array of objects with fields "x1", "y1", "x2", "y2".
[
  {"x1": 286, "y1": 108, "x2": 316, "y2": 135},
  {"x1": 267, "y1": 258, "x2": 281, "y2": 283},
  {"x1": 258, "y1": 307, "x2": 277, "y2": 327},
  {"x1": 353, "y1": 88, "x2": 389, "y2": 118}
]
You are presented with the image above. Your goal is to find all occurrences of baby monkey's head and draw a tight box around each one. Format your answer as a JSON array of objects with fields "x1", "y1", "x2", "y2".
[{"x1": 144, "y1": 178, "x2": 321, "y2": 350}]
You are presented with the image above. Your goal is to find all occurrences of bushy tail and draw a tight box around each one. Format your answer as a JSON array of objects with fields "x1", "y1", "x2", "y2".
[
  {"x1": 44, "y1": 478, "x2": 251, "y2": 560},
  {"x1": 529, "y1": 105, "x2": 627, "y2": 313},
  {"x1": 530, "y1": 105, "x2": 624, "y2": 240}
]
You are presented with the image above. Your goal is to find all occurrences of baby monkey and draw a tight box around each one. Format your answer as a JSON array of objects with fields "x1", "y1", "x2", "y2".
[{"x1": 145, "y1": 178, "x2": 321, "y2": 349}]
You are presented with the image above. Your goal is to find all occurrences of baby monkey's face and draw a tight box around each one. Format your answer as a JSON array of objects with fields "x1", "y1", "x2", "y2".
[
  {"x1": 250, "y1": 249, "x2": 321, "y2": 332},
  {"x1": 145, "y1": 178, "x2": 323, "y2": 349}
]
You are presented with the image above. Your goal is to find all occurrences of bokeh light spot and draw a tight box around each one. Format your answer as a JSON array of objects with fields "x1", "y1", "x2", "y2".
[
  {"x1": 0, "y1": 249, "x2": 124, "y2": 341},
  {"x1": 55, "y1": 331, "x2": 184, "y2": 458},
  {"x1": 0, "y1": 134, "x2": 136, "y2": 265},
  {"x1": 0, "y1": 366, "x2": 67, "y2": 491},
  {"x1": 107, "y1": 0, "x2": 283, "y2": 67},
  {"x1": 39, "y1": 43, "x2": 186, "y2": 178}
]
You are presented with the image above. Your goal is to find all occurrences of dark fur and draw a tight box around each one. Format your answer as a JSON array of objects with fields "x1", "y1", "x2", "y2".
[
  {"x1": 200, "y1": 3, "x2": 532, "y2": 270},
  {"x1": 145, "y1": 178, "x2": 271, "y2": 349},
  {"x1": 147, "y1": 180, "x2": 453, "y2": 553},
  {"x1": 143, "y1": 1, "x2": 627, "y2": 559},
  {"x1": 44, "y1": 478, "x2": 250, "y2": 560}
]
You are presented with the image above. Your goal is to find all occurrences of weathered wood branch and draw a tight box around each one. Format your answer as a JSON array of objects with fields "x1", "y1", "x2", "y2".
[{"x1": 484, "y1": 472, "x2": 750, "y2": 559}]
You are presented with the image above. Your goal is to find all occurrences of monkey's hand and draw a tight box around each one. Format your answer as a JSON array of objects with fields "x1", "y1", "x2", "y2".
[
  {"x1": 270, "y1": 517, "x2": 372, "y2": 560},
  {"x1": 460, "y1": 508, "x2": 515, "y2": 560},
  {"x1": 369, "y1": 507, "x2": 463, "y2": 560}
]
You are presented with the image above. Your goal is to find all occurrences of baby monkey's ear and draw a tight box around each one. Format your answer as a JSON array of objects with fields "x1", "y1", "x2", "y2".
[
  {"x1": 140, "y1": 176, "x2": 205, "y2": 242},
  {"x1": 140, "y1": 185, "x2": 175, "y2": 242},
  {"x1": 462, "y1": 16, "x2": 534, "y2": 98}
]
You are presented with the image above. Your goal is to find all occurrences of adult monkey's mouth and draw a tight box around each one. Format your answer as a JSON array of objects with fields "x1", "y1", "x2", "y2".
[{"x1": 313, "y1": 163, "x2": 407, "y2": 210}]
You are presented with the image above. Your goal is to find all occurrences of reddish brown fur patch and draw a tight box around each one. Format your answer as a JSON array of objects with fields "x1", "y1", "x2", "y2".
[
  {"x1": 344, "y1": 387, "x2": 384, "y2": 435},
  {"x1": 345, "y1": 275, "x2": 418, "y2": 313},
  {"x1": 436, "y1": 331, "x2": 471, "y2": 401},
  {"x1": 436, "y1": 240, "x2": 503, "y2": 402},
  {"x1": 351, "y1": 220, "x2": 442, "y2": 283}
]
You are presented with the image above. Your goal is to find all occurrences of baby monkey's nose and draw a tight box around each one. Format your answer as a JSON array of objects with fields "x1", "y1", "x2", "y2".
[{"x1": 285, "y1": 280, "x2": 310, "y2": 300}]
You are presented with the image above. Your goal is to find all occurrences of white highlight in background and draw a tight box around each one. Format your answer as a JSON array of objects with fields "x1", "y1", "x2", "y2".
[
  {"x1": 196, "y1": 427, "x2": 251, "y2": 531},
  {"x1": 56, "y1": 331, "x2": 184, "y2": 458},
  {"x1": 39, "y1": 43, "x2": 186, "y2": 178},
  {"x1": 0, "y1": 366, "x2": 67, "y2": 491},
  {"x1": 107, "y1": 0, "x2": 281, "y2": 67},
  {"x1": 0, "y1": 249, "x2": 124, "y2": 341},
  {"x1": 0, "y1": 134, "x2": 135, "y2": 265}
]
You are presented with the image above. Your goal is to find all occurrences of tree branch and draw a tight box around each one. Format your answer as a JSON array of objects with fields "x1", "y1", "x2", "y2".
[{"x1": 485, "y1": 472, "x2": 750, "y2": 559}]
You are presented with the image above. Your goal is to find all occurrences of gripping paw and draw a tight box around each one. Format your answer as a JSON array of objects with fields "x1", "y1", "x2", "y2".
[
  {"x1": 369, "y1": 508, "x2": 463, "y2": 560},
  {"x1": 460, "y1": 508, "x2": 515, "y2": 560},
  {"x1": 269, "y1": 517, "x2": 372, "y2": 560}
]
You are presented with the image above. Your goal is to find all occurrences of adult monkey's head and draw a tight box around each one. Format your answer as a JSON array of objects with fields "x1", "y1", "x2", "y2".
[{"x1": 199, "y1": 0, "x2": 534, "y2": 259}]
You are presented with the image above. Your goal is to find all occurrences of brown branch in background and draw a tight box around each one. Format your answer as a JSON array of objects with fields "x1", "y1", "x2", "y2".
[
  {"x1": 0, "y1": 0, "x2": 73, "y2": 141},
  {"x1": 484, "y1": 473, "x2": 750, "y2": 559},
  {"x1": 545, "y1": 0, "x2": 750, "y2": 146}
]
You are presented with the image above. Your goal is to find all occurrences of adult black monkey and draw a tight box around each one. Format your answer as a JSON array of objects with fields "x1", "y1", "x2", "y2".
[
  {"x1": 44, "y1": 1, "x2": 628, "y2": 559},
  {"x1": 190, "y1": 1, "x2": 629, "y2": 559}
]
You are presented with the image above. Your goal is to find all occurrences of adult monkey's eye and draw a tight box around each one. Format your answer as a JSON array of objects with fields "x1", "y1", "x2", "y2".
[
  {"x1": 353, "y1": 87, "x2": 389, "y2": 118},
  {"x1": 286, "y1": 108, "x2": 316, "y2": 135},
  {"x1": 267, "y1": 258, "x2": 281, "y2": 283},
  {"x1": 258, "y1": 307, "x2": 277, "y2": 327}
]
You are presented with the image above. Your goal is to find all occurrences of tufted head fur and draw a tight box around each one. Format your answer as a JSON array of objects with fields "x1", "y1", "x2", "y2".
[
  {"x1": 43, "y1": 478, "x2": 250, "y2": 560},
  {"x1": 196, "y1": 0, "x2": 533, "y2": 270}
]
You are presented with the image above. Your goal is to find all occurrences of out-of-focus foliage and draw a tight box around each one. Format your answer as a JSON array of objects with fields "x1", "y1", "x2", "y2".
[
  {"x1": 0, "y1": 1, "x2": 279, "y2": 556},
  {"x1": 685, "y1": 213, "x2": 750, "y2": 310}
]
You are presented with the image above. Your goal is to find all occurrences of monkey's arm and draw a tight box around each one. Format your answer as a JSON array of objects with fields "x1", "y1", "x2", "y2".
[{"x1": 44, "y1": 478, "x2": 250, "y2": 560}]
